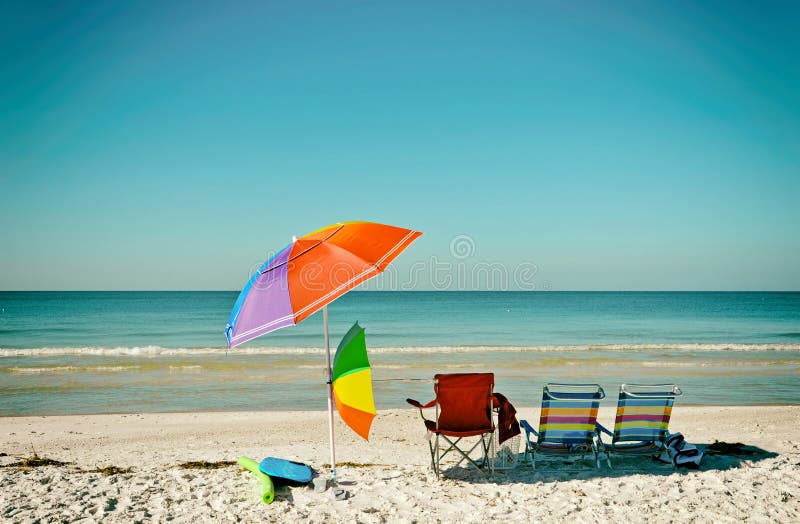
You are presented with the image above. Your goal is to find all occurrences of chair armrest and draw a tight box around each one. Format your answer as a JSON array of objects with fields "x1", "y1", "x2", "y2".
[
  {"x1": 406, "y1": 398, "x2": 436, "y2": 409},
  {"x1": 595, "y1": 422, "x2": 613, "y2": 437},
  {"x1": 519, "y1": 419, "x2": 538, "y2": 446}
]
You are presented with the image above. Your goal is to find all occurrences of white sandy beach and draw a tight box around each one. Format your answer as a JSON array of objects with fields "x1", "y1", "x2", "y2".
[{"x1": 1, "y1": 406, "x2": 799, "y2": 523}]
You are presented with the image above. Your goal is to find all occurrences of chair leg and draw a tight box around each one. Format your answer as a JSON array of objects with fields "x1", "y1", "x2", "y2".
[
  {"x1": 478, "y1": 434, "x2": 493, "y2": 476},
  {"x1": 427, "y1": 437, "x2": 437, "y2": 475},
  {"x1": 524, "y1": 443, "x2": 536, "y2": 469},
  {"x1": 595, "y1": 437, "x2": 612, "y2": 469},
  {"x1": 487, "y1": 433, "x2": 495, "y2": 477},
  {"x1": 434, "y1": 433, "x2": 441, "y2": 477}
]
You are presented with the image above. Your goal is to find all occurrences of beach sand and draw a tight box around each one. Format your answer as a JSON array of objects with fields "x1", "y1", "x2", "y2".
[{"x1": 1, "y1": 406, "x2": 798, "y2": 523}]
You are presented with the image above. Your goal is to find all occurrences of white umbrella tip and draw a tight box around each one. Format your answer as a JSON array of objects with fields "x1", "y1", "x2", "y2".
[{"x1": 292, "y1": 235, "x2": 298, "y2": 242}]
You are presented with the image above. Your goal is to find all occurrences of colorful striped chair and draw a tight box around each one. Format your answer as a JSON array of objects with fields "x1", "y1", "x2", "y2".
[
  {"x1": 596, "y1": 384, "x2": 683, "y2": 468},
  {"x1": 520, "y1": 383, "x2": 605, "y2": 470}
]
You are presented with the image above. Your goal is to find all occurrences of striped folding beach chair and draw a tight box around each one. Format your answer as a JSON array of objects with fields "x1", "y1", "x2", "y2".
[
  {"x1": 520, "y1": 383, "x2": 605, "y2": 470},
  {"x1": 596, "y1": 384, "x2": 683, "y2": 468}
]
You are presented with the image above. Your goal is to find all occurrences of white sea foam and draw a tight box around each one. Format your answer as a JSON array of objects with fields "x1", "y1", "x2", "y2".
[
  {"x1": 0, "y1": 346, "x2": 329, "y2": 358},
  {"x1": 2, "y1": 343, "x2": 800, "y2": 358},
  {"x1": 168, "y1": 365, "x2": 203, "y2": 372},
  {"x1": 5, "y1": 365, "x2": 141, "y2": 374}
]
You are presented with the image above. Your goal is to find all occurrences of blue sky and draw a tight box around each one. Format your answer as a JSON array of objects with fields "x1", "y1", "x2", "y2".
[{"x1": 1, "y1": 1, "x2": 798, "y2": 290}]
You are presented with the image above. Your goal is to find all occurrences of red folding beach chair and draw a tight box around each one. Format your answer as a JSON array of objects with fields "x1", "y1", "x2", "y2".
[{"x1": 407, "y1": 373, "x2": 495, "y2": 478}]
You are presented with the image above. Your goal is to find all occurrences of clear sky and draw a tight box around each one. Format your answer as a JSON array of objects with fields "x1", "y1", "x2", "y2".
[{"x1": 1, "y1": 1, "x2": 798, "y2": 290}]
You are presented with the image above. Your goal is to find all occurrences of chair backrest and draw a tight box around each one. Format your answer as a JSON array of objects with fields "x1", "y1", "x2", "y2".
[
  {"x1": 433, "y1": 373, "x2": 494, "y2": 432},
  {"x1": 612, "y1": 384, "x2": 682, "y2": 444},
  {"x1": 538, "y1": 383, "x2": 604, "y2": 446}
]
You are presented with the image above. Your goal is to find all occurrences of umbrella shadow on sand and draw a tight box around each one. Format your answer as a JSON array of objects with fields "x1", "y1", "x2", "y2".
[{"x1": 435, "y1": 441, "x2": 780, "y2": 484}]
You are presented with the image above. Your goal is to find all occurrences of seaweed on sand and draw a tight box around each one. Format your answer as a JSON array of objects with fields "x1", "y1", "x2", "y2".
[
  {"x1": 85, "y1": 465, "x2": 133, "y2": 475},
  {"x1": 1, "y1": 451, "x2": 71, "y2": 468},
  {"x1": 178, "y1": 460, "x2": 237, "y2": 470}
]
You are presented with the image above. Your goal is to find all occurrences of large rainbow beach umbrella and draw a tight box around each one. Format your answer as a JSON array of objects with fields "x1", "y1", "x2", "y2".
[{"x1": 225, "y1": 221, "x2": 422, "y2": 481}]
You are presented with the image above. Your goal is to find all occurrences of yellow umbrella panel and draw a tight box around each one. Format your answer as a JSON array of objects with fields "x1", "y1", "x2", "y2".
[{"x1": 332, "y1": 322, "x2": 376, "y2": 440}]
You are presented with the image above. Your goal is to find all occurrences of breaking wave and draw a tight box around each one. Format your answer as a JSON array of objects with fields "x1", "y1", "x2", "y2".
[{"x1": 5, "y1": 365, "x2": 141, "y2": 374}]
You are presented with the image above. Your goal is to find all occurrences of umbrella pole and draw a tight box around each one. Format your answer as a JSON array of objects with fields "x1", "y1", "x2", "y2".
[{"x1": 323, "y1": 305, "x2": 337, "y2": 483}]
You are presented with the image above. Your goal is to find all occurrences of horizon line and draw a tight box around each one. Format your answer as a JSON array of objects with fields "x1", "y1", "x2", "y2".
[{"x1": 1, "y1": 289, "x2": 799, "y2": 293}]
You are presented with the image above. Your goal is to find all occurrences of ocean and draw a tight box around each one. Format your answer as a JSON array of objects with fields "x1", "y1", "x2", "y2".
[{"x1": 1, "y1": 291, "x2": 799, "y2": 415}]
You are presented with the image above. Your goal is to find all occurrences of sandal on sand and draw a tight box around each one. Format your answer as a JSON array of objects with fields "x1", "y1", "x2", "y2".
[{"x1": 333, "y1": 488, "x2": 349, "y2": 501}]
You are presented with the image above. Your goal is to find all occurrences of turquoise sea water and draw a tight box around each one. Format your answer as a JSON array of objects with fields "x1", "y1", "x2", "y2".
[{"x1": 1, "y1": 291, "x2": 799, "y2": 414}]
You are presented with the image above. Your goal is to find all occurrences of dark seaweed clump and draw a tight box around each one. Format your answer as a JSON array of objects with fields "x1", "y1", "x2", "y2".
[
  {"x1": 178, "y1": 460, "x2": 237, "y2": 470},
  {"x1": 1, "y1": 451, "x2": 71, "y2": 468}
]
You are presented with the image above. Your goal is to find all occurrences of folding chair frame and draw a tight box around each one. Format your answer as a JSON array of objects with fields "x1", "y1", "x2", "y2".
[
  {"x1": 408, "y1": 374, "x2": 496, "y2": 478},
  {"x1": 429, "y1": 430, "x2": 493, "y2": 478}
]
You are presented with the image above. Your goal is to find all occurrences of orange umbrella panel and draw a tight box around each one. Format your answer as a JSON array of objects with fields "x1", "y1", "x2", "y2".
[{"x1": 288, "y1": 222, "x2": 421, "y2": 324}]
